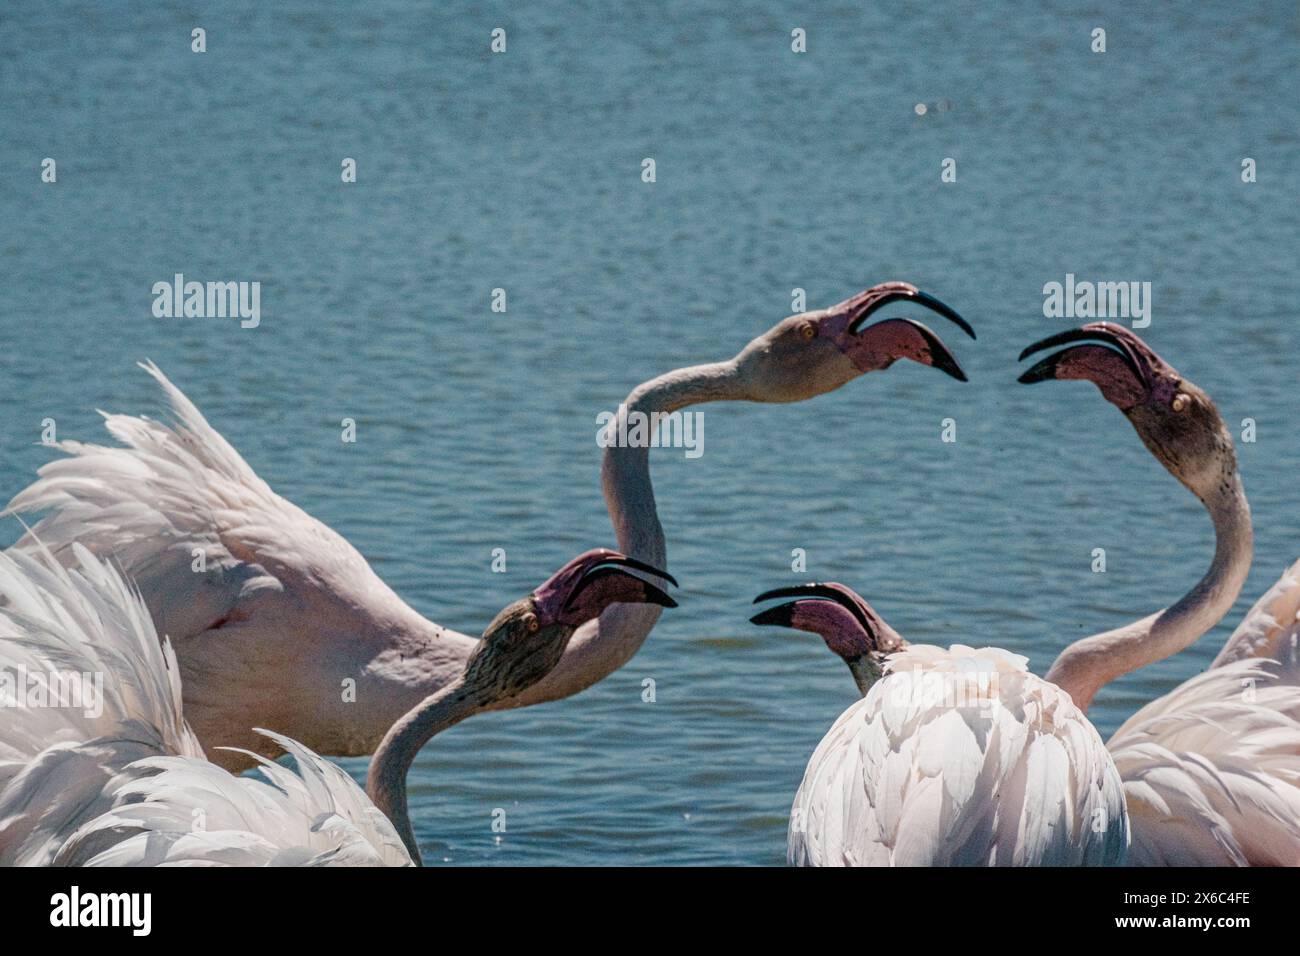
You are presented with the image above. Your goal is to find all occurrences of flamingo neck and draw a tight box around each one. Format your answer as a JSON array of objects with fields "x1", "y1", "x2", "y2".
[
  {"x1": 365, "y1": 678, "x2": 484, "y2": 865},
  {"x1": 492, "y1": 361, "x2": 747, "y2": 709},
  {"x1": 1045, "y1": 469, "x2": 1252, "y2": 712},
  {"x1": 591, "y1": 362, "x2": 748, "y2": 650},
  {"x1": 603, "y1": 360, "x2": 745, "y2": 564},
  {"x1": 846, "y1": 655, "x2": 887, "y2": 696}
]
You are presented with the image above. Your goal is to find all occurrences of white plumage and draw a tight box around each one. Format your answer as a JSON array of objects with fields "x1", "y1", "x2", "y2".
[
  {"x1": 1109, "y1": 659, "x2": 1300, "y2": 866},
  {"x1": 1214, "y1": 557, "x2": 1300, "y2": 676},
  {"x1": 3, "y1": 361, "x2": 443, "y2": 768},
  {"x1": 1016, "y1": 323, "x2": 1300, "y2": 867},
  {"x1": 1108, "y1": 558, "x2": 1300, "y2": 867},
  {"x1": 788, "y1": 645, "x2": 1128, "y2": 866},
  {"x1": 66, "y1": 731, "x2": 411, "y2": 867},
  {"x1": 0, "y1": 542, "x2": 412, "y2": 867}
]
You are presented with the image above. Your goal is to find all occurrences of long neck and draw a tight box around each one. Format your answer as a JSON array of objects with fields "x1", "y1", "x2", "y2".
[
  {"x1": 1045, "y1": 468, "x2": 1252, "y2": 712},
  {"x1": 603, "y1": 360, "x2": 746, "y2": 563},
  {"x1": 497, "y1": 361, "x2": 748, "y2": 707},
  {"x1": 365, "y1": 679, "x2": 484, "y2": 864}
]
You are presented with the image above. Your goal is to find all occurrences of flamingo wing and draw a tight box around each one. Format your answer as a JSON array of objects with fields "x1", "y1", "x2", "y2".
[
  {"x1": 3, "y1": 363, "x2": 464, "y2": 762},
  {"x1": 4, "y1": 362, "x2": 378, "y2": 645},
  {"x1": 788, "y1": 645, "x2": 1127, "y2": 866},
  {"x1": 1108, "y1": 657, "x2": 1300, "y2": 866},
  {"x1": 0, "y1": 541, "x2": 411, "y2": 867},
  {"x1": 1212, "y1": 557, "x2": 1300, "y2": 676}
]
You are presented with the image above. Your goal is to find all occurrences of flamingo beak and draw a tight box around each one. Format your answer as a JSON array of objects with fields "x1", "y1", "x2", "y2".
[
  {"x1": 1017, "y1": 325, "x2": 1146, "y2": 387},
  {"x1": 535, "y1": 549, "x2": 677, "y2": 628},
  {"x1": 749, "y1": 583, "x2": 875, "y2": 635},
  {"x1": 1015, "y1": 323, "x2": 1177, "y2": 411},
  {"x1": 562, "y1": 566, "x2": 678, "y2": 614},
  {"x1": 750, "y1": 583, "x2": 890, "y2": 666},
  {"x1": 902, "y1": 319, "x2": 969, "y2": 382},
  {"x1": 845, "y1": 286, "x2": 976, "y2": 341},
  {"x1": 829, "y1": 284, "x2": 973, "y2": 382},
  {"x1": 749, "y1": 603, "x2": 796, "y2": 628}
]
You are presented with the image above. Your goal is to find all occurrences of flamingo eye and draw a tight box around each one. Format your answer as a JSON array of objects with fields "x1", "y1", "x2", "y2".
[
  {"x1": 523, "y1": 613, "x2": 539, "y2": 633},
  {"x1": 799, "y1": 323, "x2": 816, "y2": 340},
  {"x1": 1172, "y1": 393, "x2": 1190, "y2": 412}
]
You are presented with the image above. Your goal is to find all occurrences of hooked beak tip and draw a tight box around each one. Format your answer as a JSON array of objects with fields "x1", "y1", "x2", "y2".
[
  {"x1": 914, "y1": 290, "x2": 976, "y2": 340},
  {"x1": 921, "y1": 334, "x2": 969, "y2": 383},
  {"x1": 558, "y1": 555, "x2": 679, "y2": 617},
  {"x1": 750, "y1": 605, "x2": 792, "y2": 628},
  {"x1": 616, "y1": 555, "x2": 678, "y2": 589},
  {"x1": 649, "y1": 587, "x2": 678, "y2": 610},
  {"x1": 1017, "y1": 348, "x2": 1075, "y2": 384}
]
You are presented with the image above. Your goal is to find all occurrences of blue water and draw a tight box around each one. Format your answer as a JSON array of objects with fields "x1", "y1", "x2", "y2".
[{"x1": 1, "y1": 2, "x2": 1297, "y2": 864}]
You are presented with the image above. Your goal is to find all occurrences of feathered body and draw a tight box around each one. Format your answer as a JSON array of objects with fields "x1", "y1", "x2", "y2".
[
  {"x1": 5, "y1": 363, "x2": 483, "y2": 767},
  {"x1": 0, "y1": 543, "x2": 411, "y2": 867},
  {"x1": 1111, "y1": 557, "x2": 1300, "y2": 866},
  {"x1": 788, "y1": 645, "x2": 1128, "y2": 866}
]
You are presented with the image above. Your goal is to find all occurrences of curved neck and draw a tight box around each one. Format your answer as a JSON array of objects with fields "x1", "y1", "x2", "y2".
[
  {"x1": 602, "y1": 360, "x2": 745, "y2": 564},
  {"x1": 494, "y1": 361, "x2": 748, "y2": 710},
  {"x1": 589, "y1": 361, "x2": 749, "y2": 655},
  {"x1": 365, "y1": 679, "x2": 484, "y2": 864},
  {"x1": 1045, "y1": 469, "x2": 1252, "y2": 712}
]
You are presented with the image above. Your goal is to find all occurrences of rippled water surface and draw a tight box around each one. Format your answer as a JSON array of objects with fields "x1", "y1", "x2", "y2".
[{"x1": 1, "y1": 2, "x2": 1297, "y2": 864}]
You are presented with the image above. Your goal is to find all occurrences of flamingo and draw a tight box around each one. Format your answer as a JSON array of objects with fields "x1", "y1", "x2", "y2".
[
  {"x1": 747, "y1": 325, "x2": 1300, "y2": 867},
  {"x1": 751, "y1": 583, "x2": 1128, "y2": 866},
  {"x1": 4, "y1": 281, "x2": 973, "y2": 769},
  {"x1": 0, "y1": 544, "x2": 675, "y2": 866},
  {"x1": 1018, "y1": 322, "x2": 1300, "y2": 865}
]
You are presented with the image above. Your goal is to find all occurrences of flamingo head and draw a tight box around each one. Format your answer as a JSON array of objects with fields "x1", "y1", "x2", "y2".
[
  {"x1": 466, "y1": 549, "x2": 677, "y2": 698},
  {"x1": 1018, "y1": 323, "x2": 1235, "y2": 500},
  {"x1": 750, "y1": 582, "x2": 906, "y2": 695},
  {"x1": 731, "y1": 282, "x2": 975, "y2": 403}
]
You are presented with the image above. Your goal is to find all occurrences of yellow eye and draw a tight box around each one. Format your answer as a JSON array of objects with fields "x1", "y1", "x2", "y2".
[
  {"x1": 524, "y1": 613, "x2": 540, "y2": 633},
  {"x1": 1172, "y1": 393, "x2": 1190, "y2": 412},
  {"x1": 800, "y1": 324, "x2": 816, "y2": 340}
]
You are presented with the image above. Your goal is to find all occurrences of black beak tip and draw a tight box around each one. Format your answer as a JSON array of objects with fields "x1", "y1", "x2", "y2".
[
  {"x1": 610, "y1": 555, "x2": 678, "y2": 589},
  {"x1": 914, "y1": 290, "x2": 976, "y2": 340},
  {"x1": 903, "y1": 318, "x2": 970, "y2": 383},
  {"x1": 930, "y1": 349, "x2": 969, "y2": 383},
  {"x1": 1016, "y1": 356, "x2": 1059, "y2": 385},
  {"x1": 752, "y1": 587, "x2": 791, "y2": 605},
  {"x1": 648, "y1": 588, "x2": 678, "y2": 609},
  {"x1": 950, "y1": 314, "x2": 977, "y2": 341},
  {"x1": 750, "y1": 605, "x2": 793, "y2": 627}
]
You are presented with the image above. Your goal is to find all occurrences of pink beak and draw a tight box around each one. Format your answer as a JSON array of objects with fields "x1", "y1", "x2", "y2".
[
  {"x1": 1018, "y1": 322, "x2": 1179, "y2": 410},
  {"x1": 533, "y1": 549, "x2": 677, "y2": 628},
  {"x1": 750, "y1": 582, "x2": 882, "y2": 661},
  {"x1": 820, "y1": 282, "x2": 975, "y2": 381}
]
